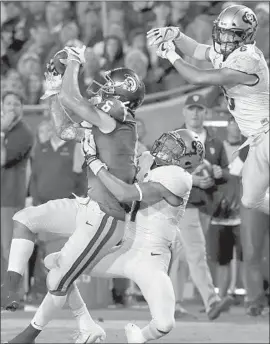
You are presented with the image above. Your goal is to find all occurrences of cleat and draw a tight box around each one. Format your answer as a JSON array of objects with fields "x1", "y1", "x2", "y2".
[
  {"x1": 1, "y1": 285, "x2": 20, "y2": 312},
  {"x1": 125, "y1": 323, "x2": 145, "y2": 344},
  {"x1": 207, "y1": 295, "x2": 234, "y2": 320},
  {"x1": 73, "y1": 325, "x2": 106, "y2": 343}
]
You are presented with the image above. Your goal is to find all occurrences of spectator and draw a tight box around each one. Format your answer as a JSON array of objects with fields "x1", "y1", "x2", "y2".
[
  {"x1": 17, "y1": 52, "x2": 42, "y2": 81},
  {"x1": 124, "y1": 49, "x2": 149, "y2": 81},
  {"x1": 24, "y1": 73, "x2": 43, "y2": 105},
  {"x1": 254, "y1": 2, "x2": 269, "y2": 63},
  {"x1": 169, "y1": 94, "x2": 231, "y2": 318},
  {"x1": 1, "y1": 87, "x2": 33, "y2": 279},
  {"x1": 100, "y1": 35, "x2": 125, "y2": 71},
  {"x1": 77, "y1": 7, "x2": 103, "y2": 47},
  {"x1": 29, "y1": 121, "x2": 86, "y2": 206},
  {"x1": 1, "y1": 18, "x2": 15, "y2": 75},
  {"x1": 45, "y1": 1, "x2": 69, "y2": 34},
  {"x1": 208, "y1": 117, "x2": 245, "y2": 299}
]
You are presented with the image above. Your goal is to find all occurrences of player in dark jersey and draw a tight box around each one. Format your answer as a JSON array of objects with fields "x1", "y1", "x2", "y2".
[{"x1": 1, "y1": 45, "x2": 145, "y2": 329}]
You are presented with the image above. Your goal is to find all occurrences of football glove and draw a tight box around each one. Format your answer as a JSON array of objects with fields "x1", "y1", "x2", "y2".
[
  {"x1": 40, "y1": 59, "x2": 62, "y2": 100},
  {"x1": 147, "y1": 26, "x2": 181, "y2": 46},
  {"x1": 81, "y1": 130, "x2": 107, "y2": 175},
  {"x1": 156, "y1": 41, "x2": 176, "y2": 59},
  {"x1": 63, "y1": 45, "x2": 86, "y2": 65}
]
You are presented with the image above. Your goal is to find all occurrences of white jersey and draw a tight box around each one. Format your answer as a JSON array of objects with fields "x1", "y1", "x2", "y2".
[
  {"x1": 209, "y1": 44, "x2": 269, "y2": 137},
  {"x1": 124, "y1": 165, "x2": 192, "y2": 250}
]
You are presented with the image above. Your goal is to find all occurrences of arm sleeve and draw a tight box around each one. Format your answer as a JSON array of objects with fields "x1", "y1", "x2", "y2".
[
  {"x1": 4, "y1": 124, "x2": 34, "y2": 169},
  {"x1": 150, "y1": 166, "x2": 192, "y2": 197}
]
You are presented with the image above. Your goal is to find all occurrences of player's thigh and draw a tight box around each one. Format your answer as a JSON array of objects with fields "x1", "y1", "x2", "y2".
[
  {"x1": 242, "y1": 135, "x2": 269, "y2": 204},
  {"x1": 90, "y1": 245, "x2": 128, "y2": 278},
  {"x1": 13, "y1": 198, "x2": 78, "y2": 236},
  {"x1": 51, "y1": 201, "x2": 125, "y2": 294}
]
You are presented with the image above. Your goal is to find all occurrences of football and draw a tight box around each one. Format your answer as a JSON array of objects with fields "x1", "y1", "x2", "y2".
[{"x1": 53, "y1": 50, "x2": 68, "y2": 75}]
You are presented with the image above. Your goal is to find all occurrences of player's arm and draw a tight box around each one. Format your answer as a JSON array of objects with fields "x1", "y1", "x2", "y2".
[
  {"x1": 157, "y1": 42, "x2": 258, "y2": 86},
  {"x1": 49, "y1": 94, "x2": 85, "y2": 142},
  {"x1": 59, "y1": 58, "x2": 116, "y2": 134},
  {"x1": 147, "y1": 27, "x2": 211, "y2": 61},
  {"x1": 97, "y1": 168, "x2": 182, "y2": 206}
]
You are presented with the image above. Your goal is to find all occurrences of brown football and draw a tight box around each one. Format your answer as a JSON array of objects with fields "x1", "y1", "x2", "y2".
[{"x1": 53, "y1": 50, "x2": 68, "y2": 75}]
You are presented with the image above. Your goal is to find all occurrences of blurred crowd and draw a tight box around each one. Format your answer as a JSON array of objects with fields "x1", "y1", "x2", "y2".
[
  {"x1": 1, "y1": 1, "x2": 269, "y2": 105},
  {"x1": 1, "y1": 1, "x2": 269, "y2": 314}
]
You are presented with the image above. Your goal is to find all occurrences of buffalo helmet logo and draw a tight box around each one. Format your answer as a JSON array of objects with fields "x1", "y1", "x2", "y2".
[{"x1": 242, "y1": 11, "x2": 257, "y2": 25}]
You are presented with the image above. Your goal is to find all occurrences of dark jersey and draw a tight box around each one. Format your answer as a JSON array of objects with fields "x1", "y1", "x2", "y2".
[{"x1": 87, "y1": 110, "x2": 137, "y2": 220}]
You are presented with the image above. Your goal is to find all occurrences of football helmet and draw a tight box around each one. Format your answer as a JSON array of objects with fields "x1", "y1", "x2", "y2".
[
  {"x1": 87, "y1": 68, "x2": 145, "y2": 111},
  {"x1": 150, "y1": 129, "x2": 205, "y2": 171},
  {"x1": 212, "y1": 5, "x2": 258, "y2": 57}
]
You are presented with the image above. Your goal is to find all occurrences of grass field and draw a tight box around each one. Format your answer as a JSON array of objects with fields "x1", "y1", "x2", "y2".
[{"x1": 1, "y1": 304, "x2": 269, "y2": 343}]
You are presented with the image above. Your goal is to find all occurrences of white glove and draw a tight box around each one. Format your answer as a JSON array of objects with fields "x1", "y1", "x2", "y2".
[
  {"x1": 81, "y1": 129, "x2": 96, "y2": 157},
  {"x1": 81, "y1": 130, "x2": 107, "y2": 175},
  {"x1": 41, "y1": 60, "x2": 62, "y2": 100},
  {"x1": 147, "y1": 26, "x2": 181, "y2": 46},
  {"x1": 156, "y1": 41, "x2": 176, "y2": 59},
  {"x1": 63, "y1": 45, "x2": 86, "y2": 65}
]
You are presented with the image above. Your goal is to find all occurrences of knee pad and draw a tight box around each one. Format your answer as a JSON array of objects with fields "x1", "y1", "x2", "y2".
[
  {"x1": 44, "y1": 252, "x2": 60, "y2": 270},
  {"x1": 154, "y1": 317, "x2": 175, "y2": 334}
]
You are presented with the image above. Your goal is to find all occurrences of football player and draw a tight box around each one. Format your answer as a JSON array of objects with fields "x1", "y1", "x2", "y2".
[
  {"x1": 7, "y1": 129, "x2": 207, "y2": 344},
  {"x1": 1, "y1": 45, "x2": 145, "y2": 332},
  {"x1": 147, "y1": 4, "x2": 269, "y2": 215}
]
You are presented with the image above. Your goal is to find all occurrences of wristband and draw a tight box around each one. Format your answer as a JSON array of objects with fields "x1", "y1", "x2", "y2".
[
  {"x1": 1, "y1": 132, "x2": 5, "y2": 138},
  {"x1": 166, "y1": 51, "x2": 181, "y2": 65},
  {"x1": 89, "y1": 159, "x2": 108, "y2": 175}
]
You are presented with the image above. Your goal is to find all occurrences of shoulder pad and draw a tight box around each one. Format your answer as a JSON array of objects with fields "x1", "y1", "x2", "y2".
[
  {"x1": 95, "y1": 97, "x2": 127, "y2": 122},
  {"x1": 225, "y1": 45, "x2": 260, "y2": 73},
  {"x1": 148, "y1": 165, "x2": 192, "y2": 197}
]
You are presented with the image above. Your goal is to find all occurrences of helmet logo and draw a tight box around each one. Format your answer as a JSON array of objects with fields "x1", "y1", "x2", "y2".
[
  {"x1": 242, "y1": 12, "x2": 256, "y2": 25},
  {"x1": 123, "y1": 75, "x2": 138, "y2": 93}
]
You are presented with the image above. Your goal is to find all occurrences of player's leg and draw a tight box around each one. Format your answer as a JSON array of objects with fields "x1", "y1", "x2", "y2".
[
  {"x1": 241, "y1": 132, "x2": 269, "y2": 215},
  {"x1": 46, "y1": 201, "x2": 124, "y2": 309},
  {"x1": 216, "y1": 225, "x2": 234, "y2": 298},
  {"x1": 1, "y1": 198, "x2": 78, "y2": 310},
  {"x1": 8, "y1": 245, "x2": 128, "y2": 344},
  {"x1": 178, "y1": 208, "x2": 233, "y2": 319},
  {"x1": 240, "y1": 207, "x2": 269, "y2": 315},
  {"x1": 125, "y1": 257, "x2": 175, "y2": 343}
]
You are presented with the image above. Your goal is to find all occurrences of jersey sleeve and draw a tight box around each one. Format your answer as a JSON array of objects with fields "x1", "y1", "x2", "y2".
[
  {"x1": 95, "y1": 97, "x2": 127, "y2": 122},
  {"x1": 225, "y1": 45, "x2": 260, "y2": 74},
  {"x1": 149, "y1": 165, "x2": 192, "y2": 197}
]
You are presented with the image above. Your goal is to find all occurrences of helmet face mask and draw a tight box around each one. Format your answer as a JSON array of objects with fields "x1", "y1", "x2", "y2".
[
  {"x1": 87, "y1": 68, "x2": 145, "y2": 111},
  {"x1": 212, "y1": 5, "x2": 258, "y2": 58},
  {"x1": 150, "y1": 130, "x2": 205, "y2": 172}
]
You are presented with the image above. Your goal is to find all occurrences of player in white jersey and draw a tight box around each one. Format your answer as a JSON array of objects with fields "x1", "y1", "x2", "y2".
[
  {"x1": 6, "y1": 129, "x2": 204, "y2": 344},
  {"x1": 147, "y1": 4, "x2": 269, "y2": 215}
]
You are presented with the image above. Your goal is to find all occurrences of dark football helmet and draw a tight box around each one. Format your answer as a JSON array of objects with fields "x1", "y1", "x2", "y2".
[
  {"x1": 151, "y1": 129, "x2": 205, "y2": 171},
  {"x1": 212, "y1": 5, "x2": 258, "y2": 57},
  {"x1": 87, "y1": 68, "x2": 145, "y2": 111}
]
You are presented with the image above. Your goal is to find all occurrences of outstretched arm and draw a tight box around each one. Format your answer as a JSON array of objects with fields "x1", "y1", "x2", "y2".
[
  {"x1": 49, "y1": 94, "x2": 85, "y2": 142},
  {"x1": 157, "y1": 42, "x2": 258, "y2": 86},
  {"x1": 147, "y1": 27, "x2": 211, "y2": 61},
  {"x1": 58, "y1": 50, "x2": 116, "y2": 134}
]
